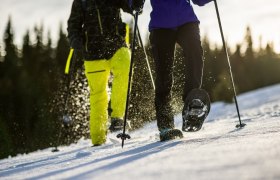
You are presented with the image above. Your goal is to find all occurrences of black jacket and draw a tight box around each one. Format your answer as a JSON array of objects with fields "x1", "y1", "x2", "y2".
[{"x1": 67, "y1": 0, "x2": 132, "y2": 60}]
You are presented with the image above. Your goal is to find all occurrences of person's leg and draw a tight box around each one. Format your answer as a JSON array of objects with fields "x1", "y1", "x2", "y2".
[
  {"x1": 84, "y1": 60, "x2": 110, "y2": 145},
  {"x1": 150, "y1": 29, "x2": 177, "y2": 131},
  {"x1": 110, "y1": 47, "x2": 131, "y2": 119},
  {"x1": 176, "y1": 22, "x2": 204, "y2": 101}
]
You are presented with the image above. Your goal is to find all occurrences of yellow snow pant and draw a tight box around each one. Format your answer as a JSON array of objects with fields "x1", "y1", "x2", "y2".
[{"x1": 84, "y1": 47, "x2": 131, "y2": 145}]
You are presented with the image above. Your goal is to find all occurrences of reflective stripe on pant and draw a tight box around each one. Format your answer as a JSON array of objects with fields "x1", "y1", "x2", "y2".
[{"x1": 84, "y1": 47, "x2": 131, "y2": 145}]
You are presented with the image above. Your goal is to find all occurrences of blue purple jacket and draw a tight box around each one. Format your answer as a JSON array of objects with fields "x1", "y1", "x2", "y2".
[{"x1": 149, "y1": 0, "x2": 213, "y2": 30}]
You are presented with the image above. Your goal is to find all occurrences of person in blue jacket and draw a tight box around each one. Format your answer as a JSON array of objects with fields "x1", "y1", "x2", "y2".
[{"x1": 131, "y1": 0, "x2": 213, "y2": 141}]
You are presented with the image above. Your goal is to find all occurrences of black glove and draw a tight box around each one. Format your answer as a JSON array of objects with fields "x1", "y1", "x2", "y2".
[
  {"x1": 70, "y1": 38, "x2": 83, "y2": 60},
  {"x1": 131, "y1": 0, "x2": 145, "y2": 12},
  {"x1": 74, "y1": 49, "x2": 83, "y2": 61},
  {"x1": 70, "y1": 38, "x2": 83, "y2": 51}
]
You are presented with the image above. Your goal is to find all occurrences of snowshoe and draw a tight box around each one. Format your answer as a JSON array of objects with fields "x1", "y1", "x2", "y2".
[
  {"x1": 182, "y1": 89, "x2": 211, "y2": 132},
  {"x1": 159, "y1": 128, "x2": 183, "y2": 142}
]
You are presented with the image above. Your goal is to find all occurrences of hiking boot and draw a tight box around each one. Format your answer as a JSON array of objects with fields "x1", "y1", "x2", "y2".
[
  {"x1": 159, "y1": 128, "x2": 183, "y2": 142},
  {"x1": 109, "y1": 118, "x2": 123, "y2": 132}
]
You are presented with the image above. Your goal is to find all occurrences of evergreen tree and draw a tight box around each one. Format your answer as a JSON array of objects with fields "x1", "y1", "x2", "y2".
[
  {"x1": 0, "y1": 16, "x2": 23, "y2": 156},
  {"x1": 264, "y1": 42, "x2": 275, "y2": 60},
  {"x1": 3, "y1": 16, "x2": 18, "y2": 68},
  {"x1": 56, "y1": 24, "x2": 70, "y2": 73},
  {"x1": 14, "y1": 30, "x2": 33, "y2": 151},
  {"x1": 201, "y1": 35, "x2": 216, "y2": 97},
  {"x1": 231, "y1": 44, "x2": 247, "y2": 93},
  {"x1": 22, "y1": 30, "x2": 32, "y2": 68},
  {"x1": 244, "y1": 26, "x2": 255, "y2": 60}
]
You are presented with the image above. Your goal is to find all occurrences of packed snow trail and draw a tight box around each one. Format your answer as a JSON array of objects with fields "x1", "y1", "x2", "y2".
[{"x1": 0, "y1": 84, "x2": 280, "y2": 180}]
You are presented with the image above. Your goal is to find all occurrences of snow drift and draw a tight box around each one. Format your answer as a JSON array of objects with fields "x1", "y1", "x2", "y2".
[{"x1": 0, "y1": 84, "x2": 280, "y2": 180}]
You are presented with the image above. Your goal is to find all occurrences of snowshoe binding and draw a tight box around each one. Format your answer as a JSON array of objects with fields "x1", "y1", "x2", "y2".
[
  {"x1": 159, "y1": 128, "x2": 183, "y2": 142},
  {"x1": 182, "y1": 89, "x2": 211, "y2": 132}
]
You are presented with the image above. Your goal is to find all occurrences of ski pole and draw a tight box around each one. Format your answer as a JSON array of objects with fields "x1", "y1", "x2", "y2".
[
  {"x1": 52, "y1": 48, "x2": 76, "y2": 152},
  {"x1": 213, "y1": 0, "x2": 246, "y2": 128},
  {"x1": 117, "y1": 11, "x2": 140, "y2": 147},
  {"x1": 136, "y1": 25, "x2": 155, "y2": 90}
]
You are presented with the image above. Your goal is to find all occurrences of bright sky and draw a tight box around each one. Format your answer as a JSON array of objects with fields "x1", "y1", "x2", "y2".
[{"x1": 0, "y1": 0, "x2": 280, "y2": 53}]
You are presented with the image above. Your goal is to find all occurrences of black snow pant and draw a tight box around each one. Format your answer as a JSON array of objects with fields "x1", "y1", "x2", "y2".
[{"x1": 149, "y1": 22, "x2": 204, "y2": 131}]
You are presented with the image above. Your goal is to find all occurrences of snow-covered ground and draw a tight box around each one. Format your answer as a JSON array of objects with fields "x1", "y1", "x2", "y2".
[{"x1": 1, "y1": 84, "x2": 280, "y2": 180}]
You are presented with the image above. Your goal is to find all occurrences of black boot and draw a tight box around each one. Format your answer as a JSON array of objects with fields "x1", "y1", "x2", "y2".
[
  {"x1": 159, "y1": 128, "x2": 183, "y2": 142},
  {"x1": 109, "y1": 118, "x2": 131, "y2": 132}
]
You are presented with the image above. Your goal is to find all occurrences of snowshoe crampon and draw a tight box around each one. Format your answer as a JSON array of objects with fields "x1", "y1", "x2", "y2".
[
  {"x1": 160, "y1": 129, "x2": 183, "y2": 142},
  {"x1": 182, "y1": 89, "x2": 211, "y2": 132}
]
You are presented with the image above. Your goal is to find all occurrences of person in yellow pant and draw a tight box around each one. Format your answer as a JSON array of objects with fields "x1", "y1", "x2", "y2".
[
  {"x1": 84, "y1": 48, "x2": 130, "y2": 145},
  {"x1": 67, "y1": 0, "x2": 133, "y2": 146}
]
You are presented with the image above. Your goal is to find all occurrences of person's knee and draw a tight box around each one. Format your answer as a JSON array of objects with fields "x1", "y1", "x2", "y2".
[{"x1": 114, "y1": 48, "x2": 130, "y2": 65}]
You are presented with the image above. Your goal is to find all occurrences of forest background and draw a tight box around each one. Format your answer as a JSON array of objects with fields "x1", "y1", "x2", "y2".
[{"x1": 0, "y1": 10, "x2": 279, "y2": 159}]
